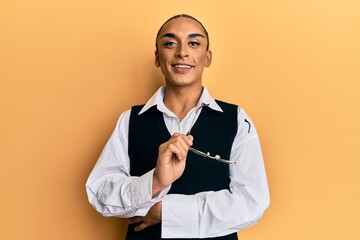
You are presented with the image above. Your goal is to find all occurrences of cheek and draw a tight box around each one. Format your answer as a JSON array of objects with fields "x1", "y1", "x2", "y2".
[
  {"x1": 157, "y1": 54, "x2": 171, "y2": 66},
  {"x1": 195, "y1": 55, "x2": 208, "y2": 66},
  {"x1": 159, "y1": 63, "x2": 171, "y2": 76}
]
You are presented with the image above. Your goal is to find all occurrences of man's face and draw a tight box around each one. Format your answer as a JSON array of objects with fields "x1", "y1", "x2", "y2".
[{"x1": 155, "y1": 17, "x2": 212, "y2": 88}]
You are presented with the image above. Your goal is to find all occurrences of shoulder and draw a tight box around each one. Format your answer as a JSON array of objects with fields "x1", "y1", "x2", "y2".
[
  {"x1": 214, "y1": 100, "x2": 255, "y2": 131},
  {"x1": 215, "y1": 99, "x2": 239, "y2": 115},
  {"x1": 130, "y1": 104, "x2": 145, "y2": 113},
  {"x1": 215, "y1": 99, "x2": 238, "y2": 108}
]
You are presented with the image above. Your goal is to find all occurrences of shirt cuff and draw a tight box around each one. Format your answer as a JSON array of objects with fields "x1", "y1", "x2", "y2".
[
  {"x1": 161, "y1": 194, "x2": 198, "y2": 238},
  {"x1": 130, "y1": 169, "x2": 170, "y2": 215}
]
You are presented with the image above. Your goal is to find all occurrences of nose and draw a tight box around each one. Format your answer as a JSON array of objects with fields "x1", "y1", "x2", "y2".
[{"x1": 176, "y1": 43, "x2": 189, "y2": 58}]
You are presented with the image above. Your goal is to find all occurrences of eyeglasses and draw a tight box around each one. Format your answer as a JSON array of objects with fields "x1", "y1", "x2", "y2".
[{"x1": 187, "y1": 104, "x2": 251, "y2": 165}]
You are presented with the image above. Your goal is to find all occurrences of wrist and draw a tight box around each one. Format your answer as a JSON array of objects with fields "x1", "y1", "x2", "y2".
[{"x1": 152, "y1": 170, "x2": 169, "y2": 196}]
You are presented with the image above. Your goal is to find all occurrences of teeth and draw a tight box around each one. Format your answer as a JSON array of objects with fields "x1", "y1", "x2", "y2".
[{"x1": 174, "y1": 64, "x2": 191, "y2": 68}]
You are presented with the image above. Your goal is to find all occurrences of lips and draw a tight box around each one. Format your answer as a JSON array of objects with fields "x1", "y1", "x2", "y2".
[
  {"x1": 172, "y1": 63, "x2": 193, "y2": 73},
  {"x1": 173, "y1": 64, "x2": 192, "y2": 68}
]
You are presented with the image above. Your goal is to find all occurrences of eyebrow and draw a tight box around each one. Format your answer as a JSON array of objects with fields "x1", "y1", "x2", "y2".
[{"x1": 159, "y1": 33, "x2": 206, "y2": 39}]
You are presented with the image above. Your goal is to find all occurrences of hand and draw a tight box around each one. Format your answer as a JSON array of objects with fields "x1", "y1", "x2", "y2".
[
  {"x1": 153, "y1": 133, "x2": 193, "y2": 195},
  {"x1": 128, "y1": 201, "x2": 162, "y2": 231}
]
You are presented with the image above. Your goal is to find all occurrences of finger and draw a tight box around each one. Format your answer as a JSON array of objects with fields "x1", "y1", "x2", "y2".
[
  {"x1": 171, "y1": 134, "x2": 193, "y2": 152},
  {"x1": 168, "y1": 142, "x2": 186, "y2": 161},
  {"x1": 128, "y1": 217, "x2": 143, "y2": 225},
  {"x1": 185, "y1": 135, "x2": 193, "y2": 146},
  {"x1": 171, "y1": 137, "x2": 189, "y2": 154},
  {"x1": 159, "y1": 134, "x2": 192, "y2": 161},
  {"x1": 172, "y1": 133, "x2": 193, "y2": 146},
  {"x1": 134, "y1": 222, "x2": 148, "y2": 231}
]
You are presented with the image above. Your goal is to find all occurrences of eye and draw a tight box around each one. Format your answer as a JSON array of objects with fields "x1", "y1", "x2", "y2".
[
  {"x1": 189, "y1": 41, "x2": 200, "y2": 47},
  {"x1": 163, "y1": 41, "x2": 177, "y2": 47}
]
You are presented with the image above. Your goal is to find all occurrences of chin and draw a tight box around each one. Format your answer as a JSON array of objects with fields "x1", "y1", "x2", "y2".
[
  {"x1": 166, "y1": 80, "x2": 200, "y2": 88},
  {"x1": 165, "y1": 74, "x2": 201, "y2": 87}
]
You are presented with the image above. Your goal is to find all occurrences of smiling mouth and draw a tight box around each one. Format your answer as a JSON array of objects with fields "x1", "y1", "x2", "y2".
[
  {"x1": 172, "y1": 64, "x2": 193, "y2": 72},
  {"x1": 172, "y1": 64, "x2": 193, "y2": 68}
]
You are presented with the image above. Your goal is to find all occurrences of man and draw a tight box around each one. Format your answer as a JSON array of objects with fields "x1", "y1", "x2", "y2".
[{"x1": 86, "y1": 14, "x2": 269, "y2": 239}]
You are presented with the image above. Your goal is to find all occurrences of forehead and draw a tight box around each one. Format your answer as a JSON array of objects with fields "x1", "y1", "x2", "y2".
[{"x1": 158, "y1": 17, "x2": 207, "y2": 38}]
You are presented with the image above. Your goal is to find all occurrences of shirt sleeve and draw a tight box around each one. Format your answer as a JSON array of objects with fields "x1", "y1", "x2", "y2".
[
  {"x1": 85, "y1": 110, "x2": 170, "y2": 218},
  {"x1": 161, "y1": 107, "x2": 270, "y2": 238}
]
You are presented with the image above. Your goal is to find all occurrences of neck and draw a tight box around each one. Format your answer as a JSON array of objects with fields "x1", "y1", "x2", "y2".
[{"x1": 164, "y1": 85, "x2": 203, "y2": 121}]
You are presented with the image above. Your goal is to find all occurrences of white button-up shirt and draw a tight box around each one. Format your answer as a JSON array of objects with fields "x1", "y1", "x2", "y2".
[{"x1": 86, "y1": 87, "x2": 270, "y2": 238}]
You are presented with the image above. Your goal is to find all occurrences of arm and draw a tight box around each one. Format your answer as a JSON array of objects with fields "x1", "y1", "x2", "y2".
[
  {"x1": 161, "y1": 108, "x2": 270, "y2": 238},
  {"x1": 127, "y1": 132, "x2": 193, "y2": 231},
  {"x1": 85, "y1": 110, "x2": 193, "y2": 218},
  {"x1": 85, "y1": 110, "x2": 171, "y2": 218}
]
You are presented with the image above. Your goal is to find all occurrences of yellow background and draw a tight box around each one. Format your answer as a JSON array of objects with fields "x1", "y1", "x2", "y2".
[{"x1": 1, "y1": 0, "x2": 359, "y2": 239}]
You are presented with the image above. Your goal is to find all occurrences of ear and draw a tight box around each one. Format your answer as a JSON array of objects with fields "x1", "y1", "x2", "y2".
[
  {"x1": 155, "y1": 50, "x2": 160, "y2": 67},
  {"x1": 205, "y1": 50, "x2": 212, "y2": 67}
]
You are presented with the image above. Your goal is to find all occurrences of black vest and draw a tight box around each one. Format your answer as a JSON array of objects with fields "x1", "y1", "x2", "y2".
[{"x1": 126, "y1": 100, "x2": 238, "y2": 240}]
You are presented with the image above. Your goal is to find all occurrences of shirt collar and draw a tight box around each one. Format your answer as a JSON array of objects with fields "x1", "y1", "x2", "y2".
[{"x1": 138, "y1": 86, "x2": 223, "y2": 115}]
